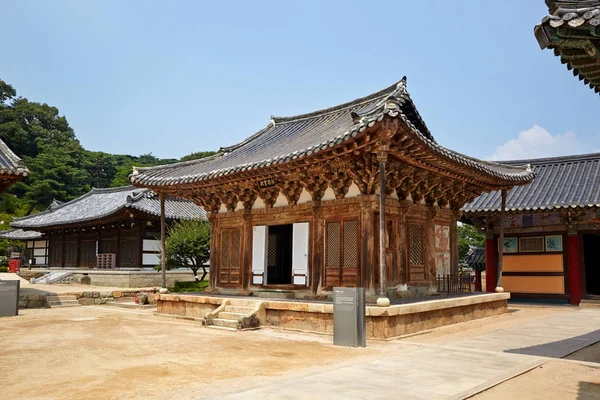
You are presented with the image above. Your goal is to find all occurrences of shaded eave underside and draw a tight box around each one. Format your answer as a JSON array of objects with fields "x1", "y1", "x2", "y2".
[{"x1": 535, "y1": 1, "x2": 600, "y2": 94}]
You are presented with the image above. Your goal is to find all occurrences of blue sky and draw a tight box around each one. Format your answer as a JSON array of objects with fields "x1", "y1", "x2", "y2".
[{"x1": 3, "y1": 0, "x2": 599, "y2": 161}]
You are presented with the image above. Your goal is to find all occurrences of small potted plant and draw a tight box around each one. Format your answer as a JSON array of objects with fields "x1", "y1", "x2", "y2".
[{"x1": 137, "y1": 292, "x2": 148, "y2": 305}]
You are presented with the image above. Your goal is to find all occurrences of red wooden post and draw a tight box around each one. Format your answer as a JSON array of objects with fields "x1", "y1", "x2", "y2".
[
  {"x1": 567, "y1": 234, "x2": 581, "y2": 305},
  {"x1": 485, "y1": 237, "x2": 497, "y2": 293}
]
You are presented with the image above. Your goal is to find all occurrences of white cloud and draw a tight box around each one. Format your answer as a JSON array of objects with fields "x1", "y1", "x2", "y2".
[{"x1": 488, "y1": 125, "x2": 592, "y2": 161}]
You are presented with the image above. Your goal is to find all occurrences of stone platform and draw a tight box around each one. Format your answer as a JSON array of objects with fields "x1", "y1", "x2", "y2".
[{"x1": 156, "y1": 292, "x2": 510, "y2": 339}]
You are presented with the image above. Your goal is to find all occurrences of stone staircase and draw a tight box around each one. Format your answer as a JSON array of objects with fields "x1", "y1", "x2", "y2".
[
  {"x1": 32, "y1": 271, "x2": 74, "y2": 285},
  {"x1": 205, "y1": 300, "x2": 264, "y2": 331},
  {"x1": 47, "y1": 295, "x2": 81, "y2": 308}
]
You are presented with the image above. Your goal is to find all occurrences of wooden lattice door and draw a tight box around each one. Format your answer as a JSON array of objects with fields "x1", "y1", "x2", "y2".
[
  {"x1": 408, "y1": 223, "x2": 425, "y2": 282},
  {"x1": 325, "y1": 219, "x2": 359, "y2": 288},
  {"x1": 220, "y1": 228, "x2": 241, "y2": 285}
]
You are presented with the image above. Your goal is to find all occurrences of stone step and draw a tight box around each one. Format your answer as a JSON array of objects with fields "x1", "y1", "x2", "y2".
[
  {"x1": 48, "y1": 300, "x2": 81, "y2": 308},
  {"x1": 580, "y1": 300, "x2": 600, "y2": 308},
  {"x1": 206, "y1": 325, "x2": 237, "y2": 332},
  {"x1": 211, "y1": 318, "x2": 239, "y2": 329},
  {"x1": 47, "y1": 295, "x2": 77, "y2": 301},
  {"x1": 218, "y1": 312, "x2": 246, "y2": 320},
  {"x1": 223, "y1": 306, "x2": 254, "y2": 314}
]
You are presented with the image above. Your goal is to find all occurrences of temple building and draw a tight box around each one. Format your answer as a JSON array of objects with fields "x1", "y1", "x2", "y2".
[
  {"x1": 0, "y1": 138, "x2": 28, "y2": 194},
  {"x1": 7, "y1": 186, "x2": 205, "y2": 269},
  {"x1": 462, "y1": 153, "x2": 600, "y2": 305},
  {"x1": 131, "y1": 78, "x2": 534, "y2": 297},
  {"x1": 535, "y1": 0, "x2": 600, "y2": 94}
]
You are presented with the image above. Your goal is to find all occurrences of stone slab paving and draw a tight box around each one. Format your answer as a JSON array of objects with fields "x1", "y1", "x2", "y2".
[{"x1": 210, "y1": 309, "x2": 600, "y2": 400}]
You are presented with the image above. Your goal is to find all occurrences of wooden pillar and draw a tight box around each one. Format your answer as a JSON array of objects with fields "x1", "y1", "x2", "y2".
[
  {"x1": 360, "y1": 196, "x2": 376, "y2": 295},
  {"x1": 425, "y1": 207, "x2": 438, "y2": 284},
  {"x1": 76, "y1": 231, "x2": 81, "y2": 268},
  {"x1": 450, "y1": 211, "x2": 461, "y2": 275},
  {"x1": 496, "y1": 189, "x2": 507, "y2": 291},
  {"x1": 377, "y1": 150, "x2": 388, "y2": 304},
  {"x1": 567, "y1": 233, "x2": 582, "y2": 305},
  {"x1": 137, "y1": 223, "x2": 144, "y2": 269},
  {"x1": 242, "y1": 209, "x2": 253, "y2": 290},
  {"x1": 485, "y1": 234, "x2": 497, "y2": 292},
  {"x1": 398, "y1": 202, "x2": 410, "y2": 285},
  {"x1": 160, "y1": 195, "x2": 167, "y2": 289},
  {"x1": 115, "y1": 228, "x2": 121, "y2": 268},
  {"x1": 208, "y1": 214, "x2": 218, "y2": 289},
  {"x1": 61, "y1": 232, "x2": 65, "y2": 268},
  {"x1": 311, "y1": 201, "x2": 323, "y2": 295}
]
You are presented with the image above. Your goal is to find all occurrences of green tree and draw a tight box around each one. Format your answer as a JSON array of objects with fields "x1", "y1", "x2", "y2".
[
  {"x1": 83, "y1": 151, "x2": 117, "y2": 188},
  {"x1": 180, "y1": 150, "x2": 218, "y2": 162},
  {"x1": 163, "y1": 219, "x2": 211, "y2": 281},
  {"x1": 458, "y1": 223, "x2": 485, "y2": 261}
]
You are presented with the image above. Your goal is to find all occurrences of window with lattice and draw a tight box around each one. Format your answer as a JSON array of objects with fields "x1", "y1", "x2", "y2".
[
  {"x1": 325, "y1": 219, "x2": 358, "y2": 287},
  {"x1": 409, "y1": 224, "x2": 424, "y2": 266},
  {"x1": 519, "y1": 236, "x2": 544, "y2": 252}
]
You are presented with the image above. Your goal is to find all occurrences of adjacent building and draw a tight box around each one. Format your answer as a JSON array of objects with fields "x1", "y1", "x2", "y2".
[
  {"x1": 7, "y1": 186, "x2": 206, "y2": 269},
  {"x1": 0, "y1": 138, "x2": 28, "y2": 194},
  {"x1": 131, "y1": 78, "x2": 533, "y2": 296},
  {"x1": 535, "y1": 0, "x2": 600, "y2": 94},
  {"x1": 463, "y1": 153, "x2": 600, "y2": 305}
]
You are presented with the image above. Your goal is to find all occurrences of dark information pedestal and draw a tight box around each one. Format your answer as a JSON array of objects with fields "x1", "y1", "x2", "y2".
[
  {"x1": 0, "y1": 280, "x2": 20, "y2": 317},
  {"x1": 333, "y1": 287, "x2": 366, "y2": 347}
]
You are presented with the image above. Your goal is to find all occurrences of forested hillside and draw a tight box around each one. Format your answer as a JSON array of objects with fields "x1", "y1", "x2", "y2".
[{"x1": 0, "y1": 79, "x2": 216, "y2": 221}]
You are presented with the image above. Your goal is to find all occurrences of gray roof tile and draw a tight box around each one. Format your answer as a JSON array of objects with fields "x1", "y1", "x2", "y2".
[
  {"x1": 0, "y1": 138, "x2": 28, "y2": 177},
  {"x1": 131, "y1": 78, "x2": 533, "y2": 187},
  {"x1": 463, "y1": 153, "x2": 600, "y2": 213},
  {"x1": 11, "y1": 186, "x2": 206, "y2": 229},
  {"x1": 0, "y1": 229, "x2": 43, "y2": 240}
]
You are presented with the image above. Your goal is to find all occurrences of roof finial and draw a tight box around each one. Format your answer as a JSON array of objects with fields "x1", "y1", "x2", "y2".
[
  {"x1": 526, "y1": 163, "x2": 532, "y2": 172},
  {"x1": 397, "y1": 76, "x2": 407, "y2": 92},
  {"x1": 350, "y1": 111, "x2": 361, "y2": 124},
  {"x1": 270, "y1": 115, "x2": 276, "y2": 126}
]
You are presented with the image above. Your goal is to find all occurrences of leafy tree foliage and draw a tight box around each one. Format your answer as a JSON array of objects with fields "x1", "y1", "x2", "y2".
[
  {"x1": 163, "y1": 219, "x2": 211, "y2": 281},
  {"x1": 0, "y1": 78, "x2": 216, "y2": 217},
  {"x1": 180, "y1": 151, "x2": 218, "y2": 162},
  {"x1": 458, "y1": 223, "x2": 485, "y2": 261}
]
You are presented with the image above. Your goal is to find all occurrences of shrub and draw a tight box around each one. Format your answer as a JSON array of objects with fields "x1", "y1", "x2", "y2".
[
  {"x1": 0, "y1": 266, "x2": 8, "y2": 273},
  {"x1": 170, "y1": 280, "x2": 208, "y2": 293},
  {"x1": 0, "y1": 256, "x2": 8, "y2": 268}
]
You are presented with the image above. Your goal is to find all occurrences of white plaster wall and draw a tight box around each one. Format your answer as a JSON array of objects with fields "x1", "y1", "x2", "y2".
[
  {"x1": 297, "y1": 188, "x2": 312, "y2": 205},
  {"x1": 390, "y1": 190, "x2": 399, "y2": 200},
  {"x1": 218, "y1": 203, "x2": 227, "y2": 214},
  {"x1": 321, "y1": 187, "x2": 336, "y2": 201},
  {"x1": 346, "y1": 183, "x2": 361, "y2": 198},
  {"x1": 252, "y1": 197, "x2": 266, "y2": 210},
  {"x1": 273, "y1": 193, "x2": 288, "y2": 208},
  {"x1": 234, "y1": 201, "x2": 244, "y2": 212}
]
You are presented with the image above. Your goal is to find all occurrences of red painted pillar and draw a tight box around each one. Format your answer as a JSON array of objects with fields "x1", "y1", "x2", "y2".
[
  {"x1": 567, "y1": 234, "x2": 581, "y2": 305},
  {"x1": 485, "y1": 238, "x2": 497, "y2": 293}
]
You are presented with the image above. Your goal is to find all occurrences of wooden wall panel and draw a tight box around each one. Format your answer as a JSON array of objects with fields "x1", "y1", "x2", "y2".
[
  {"x1": 502, "y1": 276, "x2": 565, "y2": 294},
  {"x1": 503, "y1": 254, "x2": 564, "y2": 272}
]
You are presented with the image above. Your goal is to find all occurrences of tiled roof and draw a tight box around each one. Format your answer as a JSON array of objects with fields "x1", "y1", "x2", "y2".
[
  {"x1": 131, "y1": 78, "x2": 533, "y2": 188},
  {"x1": 463, "y1": 153, "x2": 600, "y2": 213},
  {"x1": 0, "y1": 138, "x2": 28, "y2": 178},
  {"x1": 534, "y1": 1, "x2": 600, "y2": 94},
  {"x1": 0, "y1": 229, "x2": 43, "y2": 240},
  {"x1": 462, "y1": 246, "x2": 485, "y2": 270},
  {"x1": 11, "y1": 186, "x2": 206, "y2": 230}
]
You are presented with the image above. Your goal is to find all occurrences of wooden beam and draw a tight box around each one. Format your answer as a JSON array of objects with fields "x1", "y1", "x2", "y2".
[
  {"x1": 160, "y1": 195, "x2": 167, "y2": 289},
  {"x1": 496, "y1": 189, "x2": 506, "y2": 291}
]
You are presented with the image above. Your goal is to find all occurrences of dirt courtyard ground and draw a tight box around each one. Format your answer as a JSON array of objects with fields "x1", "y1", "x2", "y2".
[
  {"x1": 1, "y1": 306, "x2": 384, "y2": 400},
  {"x1": 2, "y1": 304, "x2": 599, "y2": 399}
]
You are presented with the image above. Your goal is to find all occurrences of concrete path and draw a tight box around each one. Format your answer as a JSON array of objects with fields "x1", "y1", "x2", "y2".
[{"x1": 211, "y1": 309, "x2": 600, "y2": 400}]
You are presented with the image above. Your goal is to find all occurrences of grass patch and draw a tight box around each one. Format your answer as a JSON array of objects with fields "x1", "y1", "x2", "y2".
[
  {"x1": 169, "y1": 280, "x2": 209, "y2": 293},
  {"x1": 0, "y1": 266, "x2": 8, "y2": 273}
]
